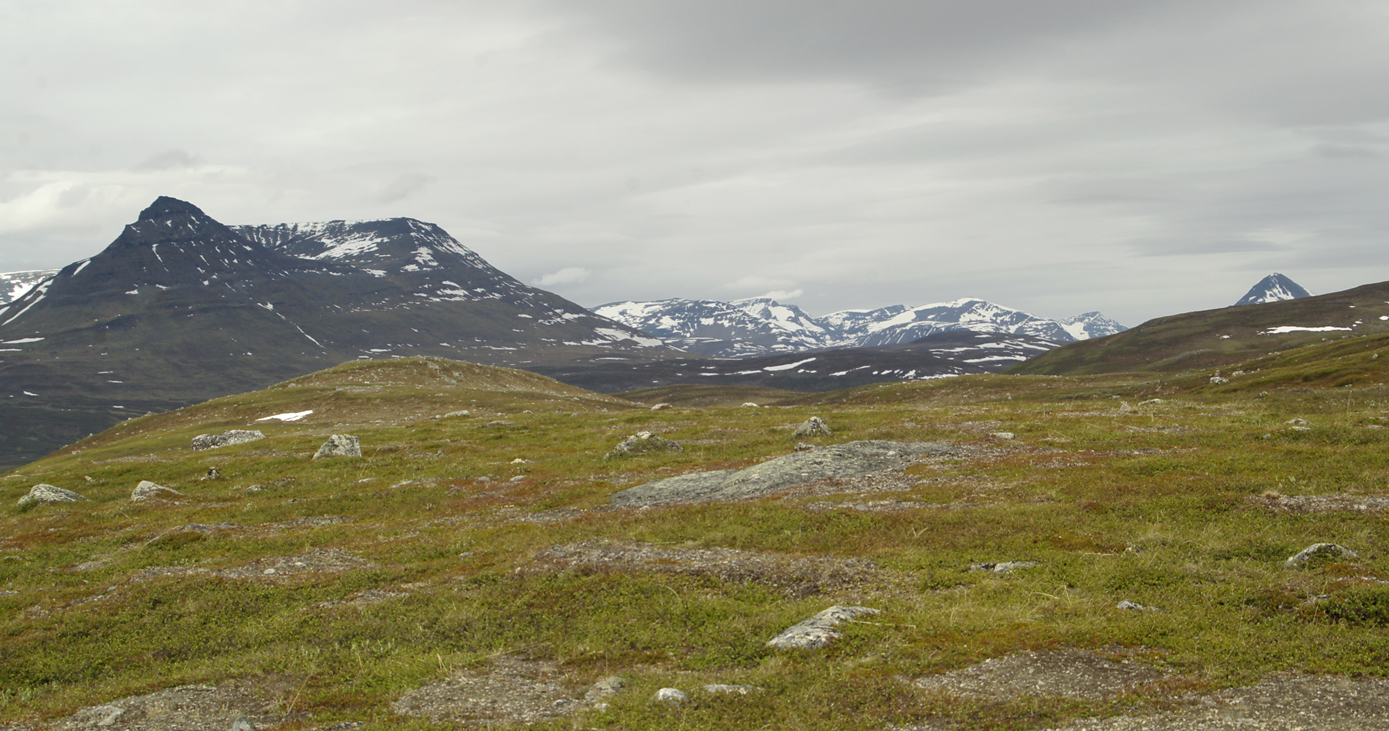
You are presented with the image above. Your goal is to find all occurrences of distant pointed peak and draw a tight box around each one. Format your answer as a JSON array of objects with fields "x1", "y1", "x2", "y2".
[
  {"x1": 1235, "y1": 273, "x2": 1313, "y2": 306},
  {"x1": 138, "y1": 196, "x2": 207, "y2": 222}
]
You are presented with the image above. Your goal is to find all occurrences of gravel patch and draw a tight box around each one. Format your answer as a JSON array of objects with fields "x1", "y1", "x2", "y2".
[
  {"x1": 391, "y1": 657, "x2": 583, "y2": 726},
  {"x1": 1251, "y1": 493, "x2": 1389, "y2": 514},
  {"x1": 533, "y1": 539, "x2": 885, "y2": 598},
  {"x1": 11, "y1": 682, "x2": 287, "y2": 731},
  {"x1": 914, "y1": 649, "x2": 1170, "y2": 702}
]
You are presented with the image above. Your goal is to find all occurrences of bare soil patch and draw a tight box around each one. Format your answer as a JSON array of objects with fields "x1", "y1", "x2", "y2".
[
  {"x1": 8, "y1": 682, "x2": 289, "y2": 731},
  {"x1": 390, "y1": 656, "x2": 584, "y2": 726},
  {"x1": 131, "y1": 548, "x2": 372, "y2": 584},
  {"x1": 1042, "y1": 673, "x2": 1389, "y2": 730},
  {"x1": 1250, "y1": 492, "x2": 1389, "y2": 514},
  {"x1": 914, "y1": 649, "x2": 1170, "y2": 702},
  {"x1": 532, "y1": 540, "x2": 886, "y2": 598}
]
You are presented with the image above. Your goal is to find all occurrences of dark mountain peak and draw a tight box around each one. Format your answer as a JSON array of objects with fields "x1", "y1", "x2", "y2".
[
  {"x1": 138, "y1": 196, "x2": 208, "y2": 222},
  {"x1": 1235, "y1": 273, "x2": 1313, "y2": 306}
]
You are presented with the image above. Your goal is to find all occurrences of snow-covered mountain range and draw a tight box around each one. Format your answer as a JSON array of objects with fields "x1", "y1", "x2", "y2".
[
  {"x1": 593, "y1": 297, "x2": 1126, "y2": 358},
  {"x1": 0, "y1": 269, "x2": 58, "y2": 306},
  {"x1": 1235, "y1": 273, "x2": 1313, "y2": 306}
]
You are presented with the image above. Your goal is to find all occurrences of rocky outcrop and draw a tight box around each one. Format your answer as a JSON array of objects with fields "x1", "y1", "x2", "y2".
[
  {"x1": 191, "y1": 430, "x2": 265, "y2": 451},
  {"x1": 609, "y1": 440, "x2": 950, "y2": 506},
  {"x1": 793, "y1": 416, "x2": 832, "y2": 438},
  {"x1": 313, "y1": 434, "x2": 361, "y2": 459},
  {"x1": 766, "y1": 605, "x2": 881, "y2": 650},
  {"x1": 1285, "y1": 542, "x2": 1358, "y2": 569},
  {"x1": 131, "y1": 481, "x2": 183, "y2": 502},
  {"x1": 17, "y1": 483, "x2": 87, "y2": 507},
  {"x1": 604, "y1": 431, "x2": 684, "y2": 459}
]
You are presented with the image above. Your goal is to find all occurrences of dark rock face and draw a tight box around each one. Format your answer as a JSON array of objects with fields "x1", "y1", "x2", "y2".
[{"x1": 1236, "y1": 273, "x2": 1313, "y2": 306}]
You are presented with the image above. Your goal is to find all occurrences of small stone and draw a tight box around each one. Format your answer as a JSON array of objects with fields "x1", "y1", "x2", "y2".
[
  {"x1": 95, "y1": 706, "x2": 123, "y2": 727},
  {"x1": 990, "y1": 432, "x2": 1015, "y2": 440},
  {"x1": 584, "y1": 676, "x2": 625, "y2": 705},
  {"x1": 653, "y1": 688, "x2": 687, "y2": 703},
  {"x1": 793, "y1": 416, "x2": 832, "y2": 438},
  {"x1": 704, "y1": 684, "x2": 759, "y2": 695},
  {"x1": 1287, "y1": 418, "x2": 1311, "y2": 425},
  {"x1": 1116, "y1": 600, "x2": 1161, "y2": 612},
  {"x1": 313, "y1": 434, "x2": 361, "y2": 459},
  {"x1": 969, "y1": 561, "x2": 1039, "y2": 574},
  {"x1": 229, "y1": 719, "x2": 256, "y2": 731},
  {"x1": 741, "y1": 402, "x2": 759, "y2": 408},
  {"x1": 131, "y1": 481, "x2": 183, "y2": 502},
  {"x1": 191, "y1": 430, "x2": 265, "y2": 451},
  {"x1": 794, "y1": 442, "x2": 815, "y2": 452},
  {"x1": 17, "y1": 484, "x2": 86, "y2": 507},
  {"x1": 263, "y1": 568, "x2": 276, "y2": 575},
  {"x1": 442, "y1": 410, "x2": 471, "y2": 418},
  {"x1": 650, "y1": 403, "x2": 670, "y2": 411},
  {"x1": 511, "y1": 458, "x2": 530, "y2": 464},
  {"x1": 509, "y1": 476, "x2": 525, "y2": 482},
  {"x1": 1291, "y1": 426, "x2": 1311, "y2": 432},
  {"x1": 1285, "y1": 542, "x2": 1358, "y2": 569},
  {"x1": 1119, "y1": 402, "x2": 1135, "y2": 412}
]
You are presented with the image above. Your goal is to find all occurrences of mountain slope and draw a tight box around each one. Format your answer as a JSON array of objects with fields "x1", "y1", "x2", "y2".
[
  {"x1": 0, "y1": 197, "x2": 664, "y2": 468},
  {"x1": 0, "y1": 269, "x2": 58, "y2": 305},
  {"x1": 1235, "y1": 273, "x2": 1312, "y2": 306},
  {"x1": 1010, "y1": 279, "x2": 1389, "y2": 376}
]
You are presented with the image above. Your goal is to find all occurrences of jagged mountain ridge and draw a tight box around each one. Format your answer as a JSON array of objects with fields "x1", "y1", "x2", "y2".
[
  {"x1": 594, "y1": 296, "x2": 1125, "y2": 358},
  {"x1": 0, "y1": 197, "x2": 662, "y2": 467},
  {"x1": 1235, "y1": 273, "x2": 1313, "y2": 306}
]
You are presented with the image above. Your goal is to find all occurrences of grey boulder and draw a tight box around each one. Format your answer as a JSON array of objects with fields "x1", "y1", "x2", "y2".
[
  {"x1": 1285, "y1": 542, "x2": 1358, "y2": 569},
  {"x1": 191, "y1": 430, "x2": 265, "y2": 451},
  {"x1": 604, "y1": 431, "x2": 684, "y2": 460},
  {"x1": 766, "y1": 605, "x2": 881, "y2": 650},
  {"x1": 793, "y1": 416, "x2": 832, "y2": 438},
  {"x1": 18, "y1": 483, "x2": 87, "y2": 507},
  {"x1": 131, "y1": 481, "x2": 183, "y2": 502},
  {"x1": 313, "y1": 434, "x2": 361, "y2": 459}
]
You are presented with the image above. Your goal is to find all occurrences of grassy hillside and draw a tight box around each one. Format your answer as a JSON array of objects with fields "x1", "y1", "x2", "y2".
[
  {"x1": 1011, "y1": 280, "x2": 1389, "y2": 376},
  {"x1": 4, "y1": 356, "x2": 1389, "y2": 729}
]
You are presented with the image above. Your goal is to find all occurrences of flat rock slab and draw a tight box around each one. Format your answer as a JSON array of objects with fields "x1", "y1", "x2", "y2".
[
  {"x1": 191, "y1": 430, "x2": 264, "y2": 451},
  {"x1": 1252, "y1": 493, "x2": 1389, "y2": 514},
  {"x1": 767, "y1": 605, "x2": 881, "y2": 650},
  {"x1": 914, "y1": 649, "x2": 1169, "y2": 702},
  {"x1": 1041, "y1": 673, "x2": 1389, "y2": 730},
  {"x1": 610, "y1": 440, "x2": 951, "y2": 506},
  {"x1": 534, "y1": 540, "x2": 883, "y2": 599},
  {"x1": 17, "y1": 484, "x2": 86, "y2": 507},
  {"x1": 21, "y1": 683, "x2": 283, "y2": 731},
  {"x1": 392, "y1": 657, "x2": 582, "y2": 726},
  {"x1": 132, "y1": 549, "x2": 371, "y2": 584}
]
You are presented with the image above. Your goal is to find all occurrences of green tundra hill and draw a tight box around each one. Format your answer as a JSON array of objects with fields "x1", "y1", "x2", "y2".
[{"x1": 5, "y1": 352, "x2": 1389, "y2": 729}]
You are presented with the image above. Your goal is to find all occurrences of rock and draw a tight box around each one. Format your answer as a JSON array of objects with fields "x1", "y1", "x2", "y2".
[
  {"x1": 191, "y1": 430, "x2": 265, "y2": 451},
  {"x1": 604, "y1": 431, "x2": 685, "y2": 460},
  {"x1": 230, "y1": 718, "x2": 256, "y2": 731},
  {"x1": 584, "y1": 676, "x2": 625, "y2": 709},
  {"x1": 650, "y1": 403, "x2": 670, "y2": 411},
  {"x1": 990, "y1": 432, "x2": 1015, "y2": 440},
  {"x1": 704, "y1": 684, "x2": 759, "y2": 695},
  {"x1": 1119, "y1": 401, "x2": 1135, "y2": 412},
  {"x1": 1285, "y1": 542, "x2": 1358, "y2": 569},
  {"x1": 442, "y1": 410, "x2": 471, "y2": 418},
  {"x1": 131, "y1": 480, "x2": 183, "y2": 502},
  {"x1": 766, "y1": 605, "x2": 881, "y2": 650},
  {"x1": 653, "y1": 688, "x2": 687, "y2": 703},
  {"x1": 610, "y1": 440, "x2": 951, "y2": 506},
  {"x1": 1287, "y1": 418, "x2": 1311, "y2": 425},
  {"x1": 741, "y1": 402, "x2": 759, "y2": 408},
  {"x1": 794, "y1": 442, "x2": 815, "y2": 451},
  {"x1": 1291, "y1": 426, "x2": 1312, "y2": 432},
  {"x1": 793, "y1": 416, "x2": 832, "y2": 438},
  {"x1": 511, "y1": 458, "x2": 530, "y2": 464},
  {"x1": 17, "y1": 483, "x2": 86, "y2": 507},
  {"x1": 969, "y1": 561, "x2": 1039, "y2": 574},
  {"x1": 313, "y1": 434, "x2": 361, "y2": 459},
  {"x1": 202, "y1": 467, "x2": 223, "y2": 481},
  {"x1": 94, "y1": 706, "x2": 123, "y2": 727},
  {"x1": 1116, "y1": 600, "x2": 1161, "y2": 612}
]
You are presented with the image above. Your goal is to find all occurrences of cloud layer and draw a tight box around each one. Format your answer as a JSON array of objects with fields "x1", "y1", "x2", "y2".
[{"x1": 3, "y1": 1, "x2": 1388, "y2": 325}]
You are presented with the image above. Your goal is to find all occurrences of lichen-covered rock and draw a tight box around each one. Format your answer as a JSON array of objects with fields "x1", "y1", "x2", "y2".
[
  {"x1": 610, "y1": 440, "x2": 951, "y2": 506},
  {"x1": 584, "y1": 676, "x2": 625, "y2": 707},
  {"x1": 313, "y1": 434, "x2": 361, "y2": 459},
  {"x1": 604, "y1": 431, "x2": 684, "y2": 460},
  {"x1": 131, "y1": 480, "x2": 183, "y2": 502},
  {"x1": 1285, "y1": 542, "x2": 1358, "y2": 569},
  {"x1": 653, "y1": 688, "x2": 687, "y2": 703},
  {"x1": 793, "y1": 416, "x2": 832, "y2": 438},
  {"x1": 191, "y1": 430, "x2": 265, "y2": 451},
  {"x1": 17, "y1": 483, "x2": 87, "y2": 507},
  {"x1": 766, "y1": 605, "x2": 880, "y2": 650},
  {"x1": 969, "y1": 561, "x2": 1039, "y2": 574}
]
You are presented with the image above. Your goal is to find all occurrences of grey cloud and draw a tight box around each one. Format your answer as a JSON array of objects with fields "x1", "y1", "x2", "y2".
[
  {"x1": 376, "y1": 172, "x2": 436, "y2": 204},
  {"x1": 132, "y1": 149, "x2": 200, "y2": 172}
]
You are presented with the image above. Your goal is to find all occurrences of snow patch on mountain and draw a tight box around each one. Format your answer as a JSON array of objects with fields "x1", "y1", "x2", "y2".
[{"x1": 0, "y1": 270, "x2": 59, "y2": 306}]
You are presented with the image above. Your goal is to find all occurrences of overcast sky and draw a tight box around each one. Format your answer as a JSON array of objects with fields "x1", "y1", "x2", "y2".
[{"x1": 3, "y1": 1, "x2": 1388, "y2": 326}]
